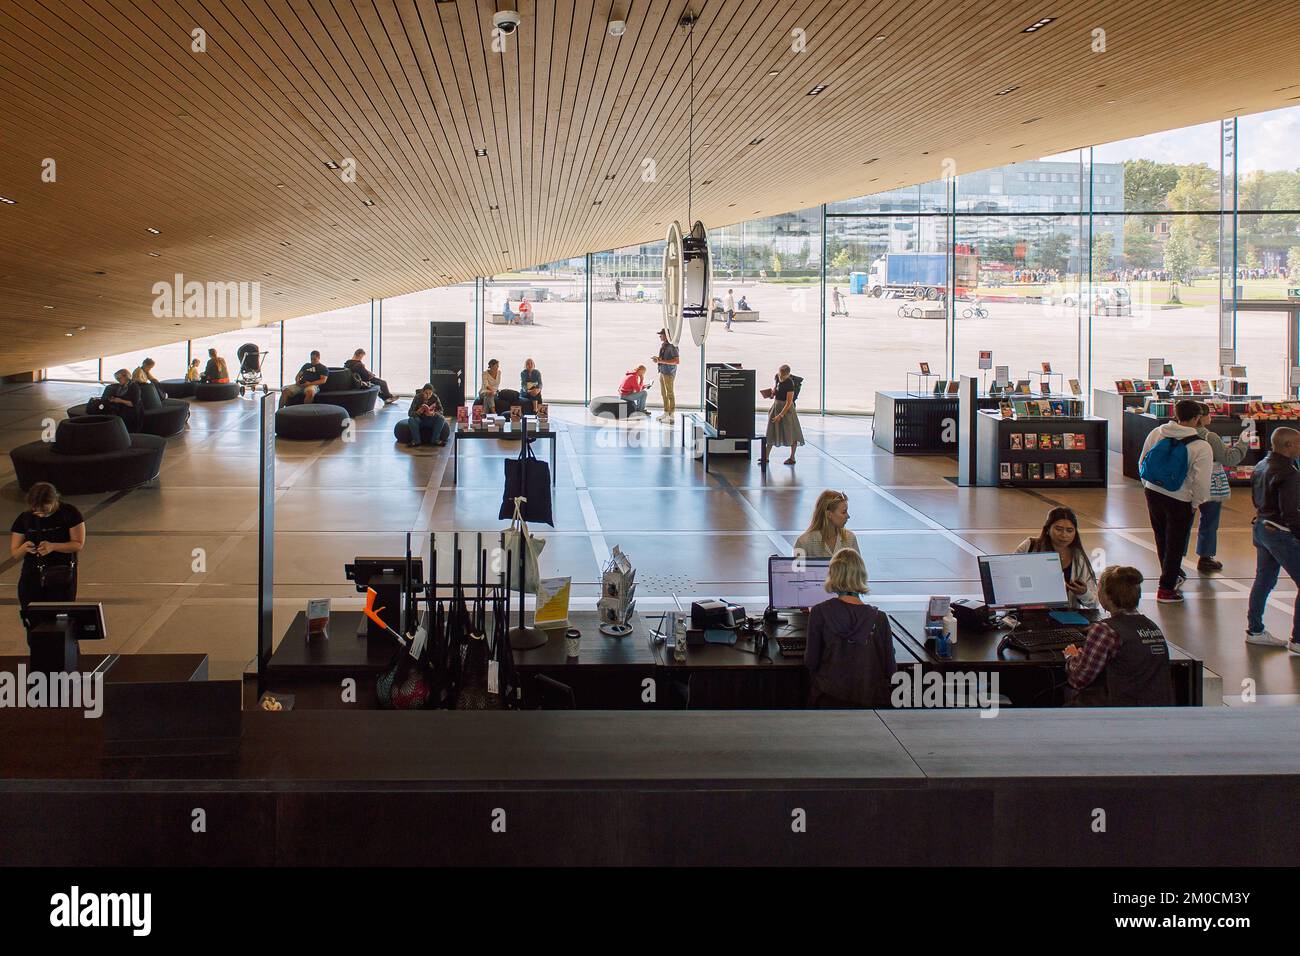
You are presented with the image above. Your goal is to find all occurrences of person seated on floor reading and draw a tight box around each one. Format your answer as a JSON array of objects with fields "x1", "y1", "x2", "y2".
[
  {"x1": 1014, "y1": 506, "x2": 1097, "y2": 608},
  {"x1": 200, "y1": 347, "x2": 229, "y2": 384},
  {"x1": 619, "y1": 365, "x2": 648, "y2": 414},
  {"x1": 1062, "y1": 566, "x2": 1173, "y2": 706},
  {"x1": 805, "y1": 549, "x2": 896, "y2": 708},
  {"x1": 520, "y1": 358, "x2": 543, "y2": 406},
  {"x1": 794, "y1": 490, "x2": 860, "y2": 559},
  {"x1": 280, "y1": 350, "x2": 329, "y2": 408},
  {"x1": 406, "y1": 384, "x2": 450, "y2": 447},
  {"x1": 479, "y1": 359, "x2": 501, "y2": 407}
]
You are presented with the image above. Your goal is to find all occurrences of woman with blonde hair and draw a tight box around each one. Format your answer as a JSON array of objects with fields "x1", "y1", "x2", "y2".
[
  {"x1": 805, "y1": 549, "x2": 895, "y2": 708},
  {"x1": 794, "y1": 490, "x2": 860, "y2": 558}
]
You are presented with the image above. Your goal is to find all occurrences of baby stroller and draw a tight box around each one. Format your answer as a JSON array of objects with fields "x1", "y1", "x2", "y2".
[{"x1": 236, "y1": 342, "x2": 269, "y2": 395}]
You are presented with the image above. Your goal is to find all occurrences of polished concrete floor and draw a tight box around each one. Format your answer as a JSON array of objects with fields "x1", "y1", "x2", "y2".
[{"x1": 2, "y1": 380, "x2": 1298, "y2": 702}]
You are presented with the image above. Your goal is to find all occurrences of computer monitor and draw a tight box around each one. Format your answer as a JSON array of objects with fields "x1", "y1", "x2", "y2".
[
  {"x1": 768, "y1": 555, "x2": 832, "y2": 610},
  {"x1": 23, "y1": 602, "x2": 107, "y2": 641},
  {"x1": 977, "y1": 552, "x2": 1068, "y2": 609},
  {"x1": 344, "y1": 556, "x2": 424, "y2": 591}
]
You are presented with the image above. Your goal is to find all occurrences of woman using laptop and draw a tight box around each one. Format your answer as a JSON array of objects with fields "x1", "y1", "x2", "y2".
[
  {"x1": 805, "y1": 549, "x2": 895, "y2": 708},
  {"x1": 1014, "y1": 506, "x2": 1097, "y2": 609}
]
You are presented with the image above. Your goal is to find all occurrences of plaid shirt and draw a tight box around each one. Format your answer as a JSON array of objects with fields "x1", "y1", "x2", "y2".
[{"x1": 1065, "y1": 618, "x2": 1123, "y2": 690}]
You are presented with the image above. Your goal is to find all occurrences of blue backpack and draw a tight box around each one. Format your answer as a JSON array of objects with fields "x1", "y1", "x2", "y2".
[{"x1": 1139, "y1": 434, "x2": 1201, "y2": 490}]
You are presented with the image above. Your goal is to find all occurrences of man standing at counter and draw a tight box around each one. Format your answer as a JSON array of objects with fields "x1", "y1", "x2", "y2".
[{"x1": 1245, "y1": 425, "x2": 1300, "y2": 651}]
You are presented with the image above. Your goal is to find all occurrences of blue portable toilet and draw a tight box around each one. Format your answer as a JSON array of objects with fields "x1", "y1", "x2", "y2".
[{"x1": 849, "y1": 271, "x2": 868, "y2": 295}]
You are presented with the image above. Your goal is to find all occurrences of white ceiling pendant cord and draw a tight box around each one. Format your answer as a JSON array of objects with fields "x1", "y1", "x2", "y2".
[{"x1": 662, "y1": 10, "x2": 713, "y2": 348}]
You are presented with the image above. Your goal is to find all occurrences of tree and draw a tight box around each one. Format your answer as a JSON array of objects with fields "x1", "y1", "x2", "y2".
[
  {"x1": 1123, "y1": 218, "x2": 1159, "y2": 270},
  {"x1": 1289, "y1": 245, "x2": 1300, "y2": 282},
  {"x1": 1122, "y1": 158, "x2": 1181, "y2": 210},
  {"x1": 771, "y1": 253, "x2": 782, "y2": 277},
  {"x1": 1034, "y1": 232, "x2": 1072, "y2": 274},
  {"x1": 1163, "y1": 221, "x2": 1196, "y2": 302},
  {"x1": 1092, "y1": 231, "x2": 1115, "y2": 272},
  {"x1": 831, "y1": 247, "x2": 852, "y2": 272}
]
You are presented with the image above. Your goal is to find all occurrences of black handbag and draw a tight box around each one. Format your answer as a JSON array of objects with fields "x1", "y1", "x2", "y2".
[{"x1": 499, "y1": 438, "x2": 553, "y2": 525}]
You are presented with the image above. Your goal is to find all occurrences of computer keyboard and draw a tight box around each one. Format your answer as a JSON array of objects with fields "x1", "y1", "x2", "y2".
[
  {"x1": 776, "y1": 635, "x2": 806, "y2": 658},
  {"x1": 1006, "y1": 627, "x2": 1084, "y2": 653}
]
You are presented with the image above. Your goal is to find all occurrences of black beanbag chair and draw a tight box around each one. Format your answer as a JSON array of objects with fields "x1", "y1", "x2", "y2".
[
  {"x1": 160, "y1": 378, "x2": 196, "y2": 398},
  {"x1": 589, "y1": 395, "x2": 635, "y2": 418},
  {"x1": 276, "y1": 403, "x2": 349, "y2": 440},
  {"x1": 195, "y1": 381, "x2": 239, "y2": 401}
]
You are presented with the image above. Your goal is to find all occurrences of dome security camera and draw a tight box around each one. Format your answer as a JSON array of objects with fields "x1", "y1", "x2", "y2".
[
  {"x1": 493, "y1": 10, "x2": 521, "y2": 35},
  {"x1": 608, "y1": 20, "x2": 627, "y2": 37}
]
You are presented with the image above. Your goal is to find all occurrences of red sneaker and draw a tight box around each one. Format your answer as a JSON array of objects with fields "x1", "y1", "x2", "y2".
[{"x1": 1156, "y1": 588, "x2": 1183, "y2": 604}]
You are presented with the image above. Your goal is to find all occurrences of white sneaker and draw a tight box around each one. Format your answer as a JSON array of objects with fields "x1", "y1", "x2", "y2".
[
  {"x1": 1246, "y1": 629, "x2": 1290, "y2": 647},
  {"x1": 1290, "y1": 641, "x2": 1300, "y2": 655}
]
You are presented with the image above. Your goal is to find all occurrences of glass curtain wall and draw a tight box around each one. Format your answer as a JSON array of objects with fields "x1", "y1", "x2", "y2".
[
  {"x1": 190, "y1": 324, "x2": 283, "y2": 390},
  {"x1": 47, "y1": 104, "x2": 1300, "y2": 413},
  {"x1": 481, "y1": 259, "x2": 586, "y2": 403}
]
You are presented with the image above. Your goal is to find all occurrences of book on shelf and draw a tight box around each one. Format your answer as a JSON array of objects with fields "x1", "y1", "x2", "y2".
[
  {"x1": 1074, "y1": 432, "x2": 1086, "y2": 451},
  {"x1": 1028, "y1": 463, "x2": 1041, "y2": 480},
  {"x1": 1050, "y1": 433, "x2": 1063, "y2": 449},
  {"x1": 1025, "y1": 433, "x2": 1038, "y2": 450},
  {"x1": 1070, "y1": 462, "x2": 1083, "y2": 479},
  {"x1": 1012, "y1": 462, "x2": 1025, "y2": 480},
  {"x1": 1049, "y1": 399, "x2": 1066, "y2": 416},
  {"x1": 946, "y1": 380, "x2": 960, "y2": 395},
  {"x1": 999, "y1": 400, "x2": 1014, "y2": 419},
  {"x1": 1063, "y1": 433, "x2": 1075, "y2": 450},
  {"x1": 1000, "y1": 462, "x2": 1011, "y2": 481},
  {"x1": 1039, "y1": 433, "x2": 1052, "y2": 450},
  {"x1": 1055, "y1": 463, "x2": 1070, "y2": 479},
  {"x1": 1043, "y1": 462, "x2": 1055, "y2": 480},
  {"x1": 1068, "y1": 378, "x2": 1081, "y2": 396},
  {"x1": 1009, "y1": 433, "x2": 1023, "y2": 449}
]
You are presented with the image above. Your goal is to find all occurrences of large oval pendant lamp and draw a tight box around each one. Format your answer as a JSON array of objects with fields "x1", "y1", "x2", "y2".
[
  {"x1": 662, "y1": 221, "x2": 684, "y2": 344},
  {"x1": 683, "y1": 220, "x2": 712, "y2": 346}
]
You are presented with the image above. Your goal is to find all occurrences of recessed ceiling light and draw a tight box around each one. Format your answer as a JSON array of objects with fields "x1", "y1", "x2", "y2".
[
  {"x1": 592, "y1": 200, "x2": 602, "y2": 206},
  {"x1": 728, "y1": 203, "x2": 736, "y2": 207},
  {"x1": 64, "y1": 332, "x2": 73, "y2": 337},
  {"x1": 921, "y1": 151, "x2": 929, "y2": 156},
  {"x1": 279, "y1": 241, "x2": 290, "y2": 246},
  {"x1": 767, "y1": 70, "x2": 779, "y2": 76},
  {"x1": 604, "y1": 174, "x2": 616, "y2": 180},
  {"x1": 489, "y1": 204, "x2": 499, "y2": 210},
  {"x1": 148, "y1": 252, "x2": 161, "y2": 257},
  {"x1": 43, "y1": 304, "x2": 54, "y2": 309},
  {"x1": 475, "y1": 147, "x2": 488, "y2": 156},
  {"x1": 93, "y1": 270, "x2": 106, "y2": 276},
  {"x1": 501, "y1": 250, "x2": 509, "y2": 254},
  {"x1": 1022, "y1": 117, "x2": 1041, "y2": 124},
  {"x1": 873, "y1": 34, "x2": 886, "y2": 41},
  {"x1": 324, "y1": 160, "x2": 339, "y2": 169},
  {"x1": 352, "y1": 278, "x2": 360, "y2": 282},
  {"x1": 749, "y1": 137, "x2": 765, "y2": 146},
  {"x1": 1022, "y1": 16, "x2": 1056, "y2": 33},
  {"x1": 421, "y1": 258, "x2": 430, "y2": 262},
  {"x1": 995, "y1": 85, "x2": 1019, "y2": 96},
  {"x1": 0, "y1": 196, "x2": 16, "y2": 204},
  {"x1": 807, "y1": 84, "x2": 827, "y2": 96},
  {"x1": 146, "y1": 227, "x2": 161, "y2": 234},
  {"x1": 701, "y1": 180, "x2": 713, "y2": 186},
  {"x1": 362, "y1": 198, "x2": 375, "y2": 206}
]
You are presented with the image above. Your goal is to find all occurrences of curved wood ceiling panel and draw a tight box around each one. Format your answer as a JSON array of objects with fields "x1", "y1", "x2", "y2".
[{"x1": 1, "y1": 0, "x2": 1298, "y2": 374}]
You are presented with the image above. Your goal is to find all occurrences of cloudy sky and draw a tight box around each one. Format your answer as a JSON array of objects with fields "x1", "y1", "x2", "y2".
[{"x1": 1088, "y1": 105, "x2": 1299, "y2": 173}]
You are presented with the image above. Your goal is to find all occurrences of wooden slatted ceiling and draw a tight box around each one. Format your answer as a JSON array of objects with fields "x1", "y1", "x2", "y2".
[{"x1": 1, "y1": 0, "x2": 1298, "y2": 376}]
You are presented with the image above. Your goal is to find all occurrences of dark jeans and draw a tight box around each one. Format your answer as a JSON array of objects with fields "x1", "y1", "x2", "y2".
[
  {"x1": 1144, "y1": 488, "x2": 1194, "y2": 591},
  {"x1": 407, "y1": 414, "x2": 449, "y2": 445},
  {"x1": 369, "y1": 377, "x2": 393, "y2": 401},
  {"x1": 1247, "y1": 521, "x2": 1300, "y2": 641},
  {"x1": 18, "y1": 563, "x2": 78, "y2": 628}
]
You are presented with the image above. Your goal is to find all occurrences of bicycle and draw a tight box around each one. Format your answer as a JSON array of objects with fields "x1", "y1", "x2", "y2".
[{"x1": 962, "y1": 305, "x2": 990, "y2": 319}]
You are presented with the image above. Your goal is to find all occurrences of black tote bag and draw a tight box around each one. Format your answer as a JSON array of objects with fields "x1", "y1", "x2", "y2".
[{"x1": 499, "y1": 437, "x2": 553, "y2": 525}]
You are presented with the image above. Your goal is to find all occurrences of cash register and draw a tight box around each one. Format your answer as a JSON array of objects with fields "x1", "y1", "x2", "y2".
[
  {"x1": 977, "y1": 552, "x2": 1093, "y2": 656},
  {"x1": 765, "y1": 555, "x2": 831, "y2": 657}
]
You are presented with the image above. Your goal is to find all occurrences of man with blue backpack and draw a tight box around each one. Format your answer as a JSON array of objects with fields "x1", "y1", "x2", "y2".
[{"x1": 1138, "y1": 400, "x2": 1212, "y2": 603}]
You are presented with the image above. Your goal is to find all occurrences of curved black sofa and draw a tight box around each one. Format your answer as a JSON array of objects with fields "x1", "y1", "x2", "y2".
[
  {"x1": 67, "y1": 383, "x2": 189, "y2": 438},
  {"x1": 275, "y1": 403, "x2": 349, "y2": 440},
  {"x1": 194, "y1": 382, "x2": 240, "y2": 401},
  {"x1": 9, "y1": 416, "x2": 166, "y2": 494},
  {"x1": 160, "y1": 378, "x2": 196, "y2": 398},
  {"x1": 282, "y1": 368, "x2": 378, "y2": 417}
]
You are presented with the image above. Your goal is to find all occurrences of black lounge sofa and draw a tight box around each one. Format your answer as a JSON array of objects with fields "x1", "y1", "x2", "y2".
[
  {"x1": 160, "y1": 378, "x2": 196, "y2": 398},
  {"x1": 9, "y1": 416, "x2": 166, "y2": 494},
  {"x1": 281, "y1": 368, "x2": 379, "y2": 417},
  {"x1": 67, "y1": 382, "x2": 189, "y2": 438},
  {"x1": 194, "y1": 381, "x2": 240, "y2": 401}
]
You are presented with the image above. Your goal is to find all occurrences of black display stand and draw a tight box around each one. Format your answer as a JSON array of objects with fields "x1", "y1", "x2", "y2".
[
  {"x1": 704, "y1": 363, "x2": 756, "y2": 439},
  {"x1": 1121, "y1": 411, "x2": 1266, "y2": 486},
  {"x1": 28, "y1": 622, "x2": 78, "y2": 673},
  {"x1": 873, "y1": 390, "x2": 1000, "y2": 454},
  {"x1": 974, "y1": 410, "x2": 1108, "y2": 487},
  {"x1": 428, "y1": 320, "x2": 466, "y2": 414}
]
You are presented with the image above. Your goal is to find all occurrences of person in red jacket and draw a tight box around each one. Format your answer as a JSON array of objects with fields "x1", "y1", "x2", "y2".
[{"x1": 619, "y1": 365, "x2": 648, "y2": 414}]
